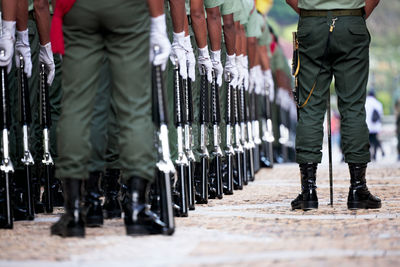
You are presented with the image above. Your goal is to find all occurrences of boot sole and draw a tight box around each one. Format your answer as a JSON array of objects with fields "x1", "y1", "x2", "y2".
[
  {"x1": 86, "y1": 215, "x2": 104, "y2": 227},
  {"x1": 51, "y1": 227, "x2": 85, "y2": 238},
  {"x1": 347, "y1": 201, "x2": 382, "y2": 210},
  {"x1": 291, "y1": 201, "x2": 318, "y2": 211},
  {"x1": 126, "y1": 224, "x2": 162, "y2": 236}
]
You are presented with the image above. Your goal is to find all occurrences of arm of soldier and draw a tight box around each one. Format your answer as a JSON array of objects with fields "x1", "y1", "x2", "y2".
[
  {"x1": 206, "y1": 6, "x2": 223, "y2": 86},
  {"x1": 1, "y1": 0, "x2": 17, "y2": 21},
  {"x1": 222, "y1": 14, "x2": 238, "y2": 87},
  {"x1": 148, "y1": 0, "x2": 171, "y2": 70},
  {"x1": 190, "y1": 0, "x2": 207, "y2": 48},
  {"x1": 16, "y1": 0, "x2": 28, "y2": 31},
  {"x1": 169, "y1": 0, "x2": 185, "y2": 33},
  {"x1": 223, "y1": 14, "x2": 235, "y2": 55},
  {"x1": 0, "y1": 0, "x2": 17, "y2": 72},
  {"x1": 34, "y1": 0, "x2": 55, "y2": 84},
  {"x1": 15, "y1": 0, "x2": 32, "y2": 77},
  {"x1": 259, "y1": 45, "x2": 274, "y2": 97},
  {"x1": 183, "y1": 15, "x2": 196, "y2": 81},
  {"x1": 190, "y1": 0, "x2": 213, "y2": 82},
  {"x1": 285, "y1": 0, "x2": 300, "y2": 14},
  {"x1": 169, "y1": 0, "x2": 188, "y2": 78},
  {"x1": 247, "y1": 37, "x2": 257, "y2": 68},
  {"x1": 364, "y1": 0, "x2": 380, "y2": 19}
]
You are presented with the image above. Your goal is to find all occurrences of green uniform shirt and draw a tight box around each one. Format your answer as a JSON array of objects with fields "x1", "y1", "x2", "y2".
[
  {"x1": 233, "y1": 0, "x2": 249, "y2": 24},
  {"x1": 246, "y1": 10, "x2": 262, "y2": 38},
  {"x1": 204, "y1": 0, "x2": 224, "y2": 9},
  {"x1": 220, "y1": 0, "x2": 241, "y2": 16},
  {"x1": 298, "y1": 0, "x2": 365, "y2": 10}
]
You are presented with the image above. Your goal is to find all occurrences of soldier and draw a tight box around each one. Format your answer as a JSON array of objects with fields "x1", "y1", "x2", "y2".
[
  {"x1": 12, "y1": 0, "x2": 57, "y2": 219},
  {"x1": 50, "y1": 0, "x2": 171, "y2": 237},
  {"x1": 286, "y1": 0, "x2": 381, "y2": 210}
]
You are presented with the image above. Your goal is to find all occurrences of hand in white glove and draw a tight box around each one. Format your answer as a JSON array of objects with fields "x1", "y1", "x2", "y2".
[
  {"x1": 255, "y1": 65, "x2": 264, "y2": 93},
  {"x1": 224, "y1": 53, "x2": 238, "y2": 88},
  {"x1": 39, "y1": 42, "x2": 55, "y2": 85},
  {"x1": 235, "y1": 54, "x2": 244, "y2": 87},
  {"x1": 197, "y1": 46, "x2": 213, "y2": 83},
  {"x1": 249, "y1": 66, "x2": 259, "y2": 93},
  {"x1": 210, "y1": 50, "x2": 223, "y2": 87},
  {"x1": 184, "y1": 36, "x2": 196, "y2": 82},
  {"x1": 241, "y1": 56, "x2": 249, "y2": 91},
  {"x1": 150, "y1": 14, "x2": 171, "y2": 71},
  {"x1": 15, "y1": 29, "x2": 32, "y2": 78},
  {"x1": 170, "y1": 31, "x2": 187, "y2": 79},
  {"x1": 0, "y1": 20, "x2": 16, "y2": 73},
  {"x1": 263, "y1": 69, "x2": 275, "y2": 101}
]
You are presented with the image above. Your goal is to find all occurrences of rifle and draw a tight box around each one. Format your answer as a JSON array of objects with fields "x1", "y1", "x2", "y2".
[
  {"x1": 223, "y1": 73, "x2": 234, "y2": 195},
  {"x1": 195, "y1": 66, "x2": 209, "y2": 203},
  {"x1": 151, "y1": 45, "x2": 175, "y2": 234},
  {"x1": 233, "y1": 79, "x2": 243, "y2": 190},
  {"x1": 251, "y1": 83, "x2": 262, "y2": 174},
  {"x1": 182, "y1": 76, "x2": 196, "y2": 210},
  {"x1": 260, "y1": 77, "x2": 274, "y2": 168},
  {"x1": 173, "y1": 60, "x2": 189, "y2": 217},
  {"x1": 40, "y1": 63, "x2": 55, "y2": 213},
  {"x1": 209, "y1": 71, "x2": 223, "y2": 199},
  {"x1": 18, "y1": 55, "x2": 35, "y2": 220},
  {"x1": 244, "y1": 82, "x2": 255, "y2": 182},
  {"x1": 0, "y1": 50, "x2": 14, "y2": 229}
]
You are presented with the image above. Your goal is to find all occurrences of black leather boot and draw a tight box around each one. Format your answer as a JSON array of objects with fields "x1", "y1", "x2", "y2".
[
  {"x1": 102, "y1": 168, "x2": 122, "y2": 219},
  {"x1": 291, "y1": 163, "x2": 318, "y2": 210},
  {"x1": 51, "y1": 179, "x2": 85, "y2": 237},
  {"x1": 13, "y1": 170, "x2": 34, "y2": 221},
  {"x1": 123, "y1": 177, "x2": 166, "y2": 236},
  {"x1": 84, "y1": 172, "x2": 103, "y2": 227},
  {"x1": 347, "y1": 163, "x2": 381, "y2": 210}
]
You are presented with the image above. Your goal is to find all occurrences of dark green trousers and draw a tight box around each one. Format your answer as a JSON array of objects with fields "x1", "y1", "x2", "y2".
[
  {"x1": 296, "y1": 14, "x2": 370, "y2": 164},
  {"x1": 57, "y1": 0, "x2": 155, "y2": 182},
  {"x1": 88, "y1": 58, "x2": 120, "y2": 173}
]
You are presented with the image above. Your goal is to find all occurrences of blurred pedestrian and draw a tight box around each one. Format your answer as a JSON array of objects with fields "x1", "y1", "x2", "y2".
[{"x1": 365, "y1": 90, "x2": 385, "y2": 160}]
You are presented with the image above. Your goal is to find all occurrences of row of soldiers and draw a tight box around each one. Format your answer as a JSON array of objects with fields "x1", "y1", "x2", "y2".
[{"x1": 0, "y1": 0, "x2": 297, "y2": 237}]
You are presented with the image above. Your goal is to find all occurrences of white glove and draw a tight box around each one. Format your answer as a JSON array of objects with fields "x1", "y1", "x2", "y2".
[
  {"x1": 170, "y1": 31, "x2": 187, "y2": 79},
  {"x1": 0, "y1": 20, "x2": 16, "y2": 73},
  {"x1": 210, "y1": 50, "x2": 223, "y2": 87},
  {"x1": 197, "y1": 46, "x2": 213, "y2": 83},
  {"x1": 249, "y1": 66, "x2": 260, "y2": 93},
  {"x1": 39, "y1": 43, "x2": 55, "y2": 85},
  {"x1": 263, "y1": 69, "x2": 275, "y2": 101},
  {"x1": 224, "y1": 53, "x2": 238, "y2": 88},
  {"x1": 241, "y1": 56, "x2": 249, "y2": 91},
  {"x1": 235, "y1": 54, "x2": 244, "y2": 88},
  {"x1": 150, "y1": 14, "x2": 171, "y2": 71},
  {"x1": 255, "y1": 65, "x2": 264, "y2": 93},
  {"x1": 15, "y1": 29, "x2": 32, "y2": 78},
  {"x1": 184, "y1": 35, "x2": 196, "y2": 82}
]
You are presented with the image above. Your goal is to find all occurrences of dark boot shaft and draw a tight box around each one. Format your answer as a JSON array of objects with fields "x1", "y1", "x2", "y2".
[
  {"x1": 103, "y1": 169, "x2": 122, "y2": 219},
  {"x1": 51, "y1": 178, "x2": 85, "y2": 237},
  {"x1": 84, "y1": 172, "x2": 103, "y2": 227},
  {"x1": 349, "y1": 163, "x2": 367, "y2": 188},
  {"x1": 124, "y1": 177, "x2": 165, "y2": 235},
  {"x1": 347, "y1": 163, "x2": 381, "y2": 209},
  {"x1": 299, "y1": 163, "x2": 317, "y2": 191},
  {"x1": 291, "y1": 163, "x2": 318, "y2": 210}
]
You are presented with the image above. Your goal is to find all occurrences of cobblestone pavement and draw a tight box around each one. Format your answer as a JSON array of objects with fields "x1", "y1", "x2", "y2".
[{"x1": 0, "y1": 159, "x2": 399, "y2": 267}]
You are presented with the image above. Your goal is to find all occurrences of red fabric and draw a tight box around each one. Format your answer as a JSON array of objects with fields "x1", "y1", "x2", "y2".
[
  {"x1": 50, "y1": 0, "x2": 77, "y2": 55},
  {"x1": 270, "y1": 41, "x2": 277, "y2": 55}
]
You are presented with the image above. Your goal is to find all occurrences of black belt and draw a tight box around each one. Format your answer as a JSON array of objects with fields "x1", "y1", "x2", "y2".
[{"x1": 300, "y1": 8, "x2": 364, "y2": 17}]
